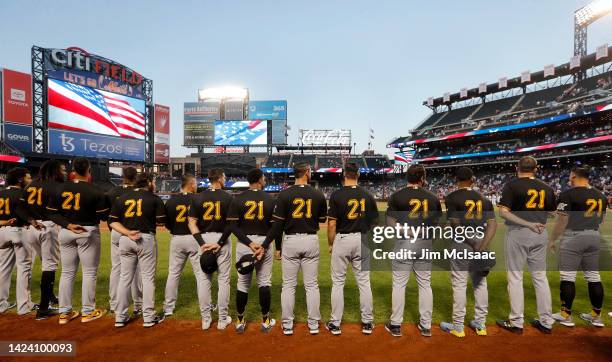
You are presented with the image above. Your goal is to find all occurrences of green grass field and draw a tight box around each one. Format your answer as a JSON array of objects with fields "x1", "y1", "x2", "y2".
[{"x1": 19, "y1": 210, "x2": 612, "y2": 326}]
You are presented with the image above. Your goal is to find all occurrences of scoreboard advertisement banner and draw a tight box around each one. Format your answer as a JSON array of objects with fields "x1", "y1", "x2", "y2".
[
  {"x1": 4, "y1": 123, "x2": 32, "y2": 153},
  {"x1": 248, "y1": 100, "x2": 287, "y2": 120},
  {"x1": 184, "y1": 121, "x2": 214, "y2": 145},
  {"x1": 154, "y1": 104, "x2": 170, "y2": 163},
  {"x1": 2, "y1": 68, "x2": 32, "y2": 125},
  {"x1": 224, "y1": 100, "x2": 245, "y2": 120},
  {"x1": 271, "y1": 119, "x2": 287, "y2": 144},
  {"x1": 48, "y1": 128, "x2": 145, "y2": 162},
  {"x1": 184, "y1": 101, "x2": 221, "y2": 121}
]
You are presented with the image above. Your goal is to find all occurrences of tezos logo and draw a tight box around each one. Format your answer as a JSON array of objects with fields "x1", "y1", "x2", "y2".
[{"x1": 60, "y1": 133, "x2": 75, "y2": 152}]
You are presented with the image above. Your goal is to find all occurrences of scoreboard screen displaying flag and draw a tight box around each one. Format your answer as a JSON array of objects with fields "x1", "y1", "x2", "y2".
[
  {"x1": 47, "y1": 78, "x2": 146, "y2": 140},
  {"x1": 214, "y1": 120, "x2": 267, "y2": 145}
]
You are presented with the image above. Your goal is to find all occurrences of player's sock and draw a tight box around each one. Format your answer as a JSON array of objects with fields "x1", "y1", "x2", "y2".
[
  {"x1": 39, "y1": 271, "x2": 52, "y2": 310},
  {"x1": 50, "y1": 270, "x2": 58, "y2": 303},
  {"x1": 587, "y1": 282, "x2": 603, "y2": 315},
  {"x1": 560, "y1": 281, "x2": 575, "y2": 315},
  {"x1": 259, "y1": 286, "x2": 271, "y2": 316},
  {"x1": 236, "y1": 290, "x2": 248, "y2": 316}
]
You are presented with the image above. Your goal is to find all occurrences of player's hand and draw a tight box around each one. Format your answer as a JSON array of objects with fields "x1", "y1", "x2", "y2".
[
  {"x1": 527, "y1": 223, "x2": 546, "y2": 234},
  {"x1": 328, "y1": 244, "x2": 333, "y2": 255},
  {"x1": 127, "y1": 230, "x2": 141, "y2": 241},
  {"x1": 274, "y1": 250, "x2": 282, "y2": 260},
  {"x1": 1, "y1": 218, "x2": 16, "y2": 226},
  {"x1": 202, "y1": 243, "x2": 221, "y2": 253},
  {"x1": 249, "y1": 242, "x2": 263, "y2": 254},
  {"x1": 548, "y1": 240, "x2": 556, "y2": 252},
  {"x1": 254, "y1": 247, "x2": 265, "y2": 261},
  {"x1": 67, "y1": 224, "x2": 86, "y2": 234},
  {"x1": 30, "y1": 220, "x2": 44, "y2": 230}
]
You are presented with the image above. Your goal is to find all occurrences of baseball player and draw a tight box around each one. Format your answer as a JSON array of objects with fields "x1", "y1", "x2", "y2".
[
  {"x1": 24, "y1": 160, "x2": 64, "y2": 320},
  {"x1": 263, "y1": 162, "x2": 327, "y2": 336},
  {"x1": 188, "y1": 169, "x2": 234, "y2": 330},
  {"x1": 549, "y1": 165, "x2": 607, "y2": 327},
  {"x1": 46, "y1": 157, "x2": 108, "y2": 325},
  {"x1": 440, "y1": 167, "x2": 497, "y2": 337},
  {"x1": 106, "y1": 167, "x2": 142, "y2": 316},
  {"x1": 496, "y1": 156, "x2": 556, "y2": 334},
  {"x1": 109, "y1": 172, "x2": 166, "y2": 328},
  {"x1": 325, "y1": 162, "x2": 378, "y2": 336},
  {"x1": 162, "y1": 174, "x2": 203, "y2": 317},
  {"x1": 0, "y1": 167, "x2": 40, "y2": 315},
  {"x1": 224, "y1": 168, "x2": 276, "y2": 333},
  {"x1": 384, "y1": 164, "x2": 442, "y2": 338}
]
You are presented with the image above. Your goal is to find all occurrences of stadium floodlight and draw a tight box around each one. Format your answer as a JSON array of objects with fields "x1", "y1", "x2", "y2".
[
  {"x1": 575, "y1": 0, "x2": 612, "y2": 27},
  {"x1": 198, "y1": 86, "x2": 248, "y2": 100}
]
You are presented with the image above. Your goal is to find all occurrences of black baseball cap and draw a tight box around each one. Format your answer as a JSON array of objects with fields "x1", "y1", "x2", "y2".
[
  {"x1": 200, "y1": 250, "x2": 218, "y2": 274},
  {"x1": 235, "y1": 254, "x2": 257, "y2": 275}
]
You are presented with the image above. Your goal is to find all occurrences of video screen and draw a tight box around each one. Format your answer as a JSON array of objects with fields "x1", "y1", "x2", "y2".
[
  {"x1": 214, "y1": 120, "x2": 267, "y2": 145},
  {"x1": 47, "y1": 78, "x2": 146, "y2": 140}
]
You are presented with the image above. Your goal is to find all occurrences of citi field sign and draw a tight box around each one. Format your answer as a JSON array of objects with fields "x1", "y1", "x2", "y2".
[{"x1": 46, "y1": 47, "x2": 143, "y2": 87}]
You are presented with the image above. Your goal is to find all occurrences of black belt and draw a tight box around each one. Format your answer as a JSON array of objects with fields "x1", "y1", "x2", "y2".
[
  {"x1": 567, "y1": 228, "x2": 598, "y2": 232},
  {"x1": 285, "y1": 232, "x2": 317, "y2": 236}
]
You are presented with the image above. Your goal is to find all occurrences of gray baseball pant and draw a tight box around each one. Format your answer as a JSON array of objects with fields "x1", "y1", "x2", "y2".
[
  {"x1": 330, "y1": 232, "x2": 373, "y2": 326},
  {"x1": 202, "y1": 232, "x2": 231, "y2": 323},
  {"x1": 504, "y1": 226, "x2": 553, "y2": 328},
  {"x1": 0, "y1": 226, "x2": 34, "y2": 315},
  {"x1": 116, "y1": 233, "x2": 157, "y2": 324},
  {"x1": 26, "y1": 220, "x2": 60, "y2": 272},
  {"x1": 163, "y1": 234, "x2": 209, "y2": 319},
  {"x1": 236, "y1": 235, "x2": 273, "y2": 293},
  {"x1": 58, "y1": 226, "x2": 101, "y2": 315},
  {"x1": 450, "y1": 242, "x2": 488, "y2": 326},
  {"x1": 559, "y1": 230, "x2": 601, "y2": 283},
  {"x1": 109, "y1": 229, "x2": 142, "y2": 311},
  {"x1": 390, "y1": 239, "x2": 433, "y2": 328},
  {"x1": 281, "y1": 234, "x2": 321, "y2": 330}
]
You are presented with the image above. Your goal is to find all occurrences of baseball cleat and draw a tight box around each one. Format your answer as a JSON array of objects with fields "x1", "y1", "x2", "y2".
[
  {"x1": 417, "y1": 323, "x2": 432, "y2": 337},
  {"x1": 114, "y1": 320, "x2": 128, "y2": 328},
  {"x1": 261, "y1": 317, "x2": 276, "y2": 333},
  {"x1": 35, "y1": 309, "x2": 59, "y2": 321},
  {"x1": 469, "y1": 320, "x2": 487, "y2": 336},
  {"x1": 530, "y1": 319, "x2": 552, "y2": 334},
  {"x1": 202, "y1": 319, "x2": 212, "y2": 330},
  {"x1": 143, "y1": 313, "x2": 165, "y2": 328},
  {"x1": 361, "y1": 322, "x2": 374, "y2": 335},
  {"x1": 217, "y1": 316, "x2": 232, "y2": 330},
  {"x1": 552, "y1": 312, "x2": 575, "y2": 327},
  {"x1": 235, "y1": 316, "x2": 246, "y2": 334},
  {"x1": 1, "y1": 302, "x2": 17, "y2": 313},
  {"x1": 81, "y1": 309, "x2": 107, "y2": 323},
  {"x1": 325, "y1": 321, "x2": 341, "y2": 336},
  {"x1": 580, "y1": 312, "x2": 604, "y2": 327},
  {"x1": 440, "y1": 322, "x2": 465, "y2": 338},
  {"x1": 131, "y1": 309, "x2": 142, "y2": 319},
  {"x1": 164, "y1": 311, "x2": 173, "y2": 317},
  {"x1": 496, "y1": 320, "x2": 523, "y2": 334},
  {"x1": 385, "y1": 322, "x2": 402, "y2": 337},
  {"x1": 282, "y1": 326, "x2": 293, "y2": 336},
  {"x1": 58, "y1": 311, "x2": 80, "y2": 325},
  {"x1": 309, "y1": 325, "x2": 320, "y2": 335}
]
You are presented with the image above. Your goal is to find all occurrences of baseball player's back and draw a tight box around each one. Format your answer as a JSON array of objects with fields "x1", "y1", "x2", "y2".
[
  {"x1": 445, "y1": 188, "x2": 495, "y2": 228},
  {"x1": 111, "y1": 188, "x2": 165, "y2": 234},
  {"x1": 387, "y1": 185, "x2": 442, "y2": 226},
  {"x1": 498, "y1": 177, "x2": 556, "y2": 224},
  {"x1": 165, "y1": 192, "x2": 194, "y2": 236},
  {"x1": 229, "y1": 189, "x2": 275, "y2": 236},
  {"x1": 274, "y1": 184, "x2": 327, "y2": 233},
  {"x1": 47, "y1": 180, "x2": 108, "y2": 227},
  {"x1": 328, "y1": 185, "x2": 378, "y2": 233},
  {"x1": 190, "y1": 189, "x2": 233, "y2": 234},
  {"x1": 557, "y1": 186, "x2": 607, "y2": 231}
]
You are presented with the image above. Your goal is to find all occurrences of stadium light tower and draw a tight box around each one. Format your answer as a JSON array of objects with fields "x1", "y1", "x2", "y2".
[
  {"x1": 198, "y1": 86, "x2": 248, "y2": 101},
  {"x1": 574, "y1": 0, "x2": 612, "y2": 56}
]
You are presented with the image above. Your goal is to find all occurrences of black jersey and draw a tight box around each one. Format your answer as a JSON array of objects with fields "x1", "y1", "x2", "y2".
[
  {"x1": 328, "y1": 185, "x2": 378, "y2": 233},
  {"x1": 498, "y1": 177, "x2": 556, "y2": 225},
  {"x1": 445, "y1": 188, "x2": 495, "y2": 227},
  {"x1": 106, "y1": 185, "x2": 134, "y2": 205},
  {"x1": 23, "y1": 179, "x2": 62, "y2": 221},
  {"x1": 557, "y1": 186, "x2": 608, "y2": 231},
  {"x1": 227, "y1": 189, "x2": 275, "y2": 236},
  {"x1": 165, "y1": 192, "x2": 194, "y2": 235},
  {"x1": 386, "y1": 185, "x2": 442, "y2": 227},
  {"x1": 109, "y1": 188, "x2": 166, "y2": 234},
  {"x1": 272, "y1": 184, "x2": 327, "y2": 234},
  {"x1": 189, "y1": 188, "x2": 233, "y2": 233},
  {"x1": 0, "y1": 187, "x2": 30, "y2": 227},
  {"x1": 46, "y1": 180, "x2": 108, "y2": 227}
]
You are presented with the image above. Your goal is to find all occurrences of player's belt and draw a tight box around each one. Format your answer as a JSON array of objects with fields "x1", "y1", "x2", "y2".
[
  {"x1": 567, "y1": 228, "x2": 598, "y2": 232},
  {"x1": 337, "y1": 232, "x2": 361, "y2": 236},
  {"x1": 286, "y1": 232, "x2": 317, "y2": 235}
]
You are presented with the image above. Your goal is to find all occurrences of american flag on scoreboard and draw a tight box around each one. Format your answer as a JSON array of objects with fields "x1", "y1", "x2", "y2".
[
  {"x1": 214, "y1": 120, "x2": 267, "y2": 145},
  {"x1": 48, "y1": 79, "x2": 145, "y2": 139},
  {"x1": 394, "y1": 151, "x2": 414, "y2": 165}
]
